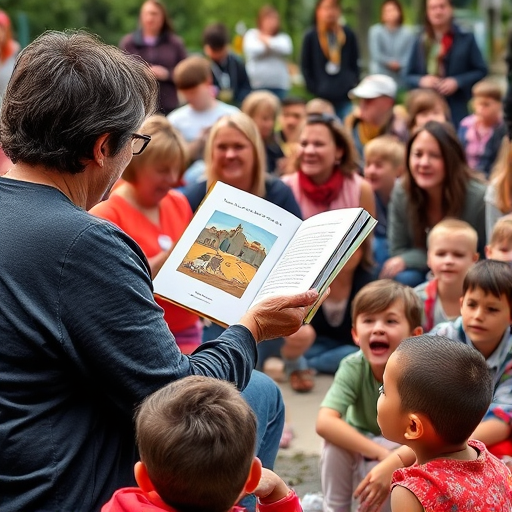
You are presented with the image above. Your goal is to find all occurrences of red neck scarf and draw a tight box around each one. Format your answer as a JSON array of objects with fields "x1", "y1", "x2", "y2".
[{"x1": 298, "y1": 168, "x2": 344, "y2": 205}]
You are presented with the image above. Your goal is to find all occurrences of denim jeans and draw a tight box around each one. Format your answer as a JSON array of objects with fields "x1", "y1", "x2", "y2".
[
  {"x1": 372, "y1": 235, "x2": 389, "y2": 279},
  {"x1": 239, "y1": 370, "x2": 285, "y2": 510},
  {"x1": 394, "y1": 268, "x2": 427, "y2": 288},
  {"x1": 334, "y1": 101, "x2": 353, "y2": 121},
  {"x1": 284, "y1": 336, "x2": 359, "y2": 375},
  {"x1": 202, "y1": 324, "x2": 285, "y2": 463}
]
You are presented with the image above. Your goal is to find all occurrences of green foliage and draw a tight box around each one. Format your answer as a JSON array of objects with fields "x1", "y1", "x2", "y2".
[{"x1": 3, "y1": 0, "x2": 355, "y2": 50}]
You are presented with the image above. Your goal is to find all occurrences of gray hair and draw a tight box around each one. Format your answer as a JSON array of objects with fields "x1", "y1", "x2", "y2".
[{"x1": 0, "y1": 30, "x2": 158, "y2": 174}]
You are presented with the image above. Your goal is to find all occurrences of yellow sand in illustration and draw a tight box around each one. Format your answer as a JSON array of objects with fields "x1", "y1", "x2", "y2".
[{"x1": 182, "y1": 243, "x2": 257, "y2": 289}]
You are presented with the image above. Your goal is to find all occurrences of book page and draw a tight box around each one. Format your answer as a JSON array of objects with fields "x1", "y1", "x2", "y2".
[
  {"x1": 251, "y1": 208, "x2": 365, "y2": 305},
  {"x1": 153, "y1": 182, "x2": 302, "y2": 326}
]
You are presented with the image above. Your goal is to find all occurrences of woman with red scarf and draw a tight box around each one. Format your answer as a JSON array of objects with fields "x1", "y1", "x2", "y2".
[
  {"x1": 0, "y1": 10, "x2": 19, "y2": 99},
  {"x1": 404, "y1": 0, "x2": 487, "y2": 128},
  {"x1": 281, "y1": 114, "x2": 375, "y2": 392}
]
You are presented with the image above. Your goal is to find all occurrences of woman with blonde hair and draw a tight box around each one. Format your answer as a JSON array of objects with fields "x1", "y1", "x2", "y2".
[
  {"x1": 91, "y1": 115, "x2": 202, "y2": 352},
  {"x1": 280, "y1": 113, "x2": 376, "y2": 391},
  {"x1": 184, "y1": 111, "x2": 301, "y2": 216},
  {"x1": 485, "y1": 138, "x2": 512, "y2": 241}
]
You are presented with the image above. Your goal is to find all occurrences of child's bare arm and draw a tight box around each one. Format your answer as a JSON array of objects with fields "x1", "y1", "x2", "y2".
[
  {"x1": 316, "y1": 408, "x2": 390, "y2": 461},
  {"x1": 390, "y1": 486, "x2": 424, "y2": 512},
  {"x1": 354, "y1": 446, "x2": 416, "y2": 512},
  {"x1": 472, "y1": 418, "x2": 512, "y2": 446},
  {"x1": 254, "y1": 468, "x2": 292, "y2": 504}
]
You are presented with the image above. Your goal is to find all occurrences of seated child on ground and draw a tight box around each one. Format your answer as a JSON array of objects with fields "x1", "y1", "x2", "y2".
[
  {"x1": 167, "y1": 55, "x2": 238, "y2": 184},
  {"x1": 316, "y1": 280, "x2": 422, "y2": 512},
  {"x1": 306, "y1": 98, "x2": 336, "y2": 117},
  {"x1": 377, "y1": 335, "x2": 512, "y2": 511},
  {"x1": 102, "y1": 376, "x2": 301, "y2": 512},
  {"x1": 405, "y1": 88, "x2": 450, "y2": 134},
  {"x1": 276, "y1": 97, "x2": 306, "y2": 154},
  {"x1": 414, "y1": 219, "x2": 479, "y2": 331},
  {"x1": 241, "y1": 91, "x2": 285, "y2": 174},
  {"x1": 354, "y1": 260, "x2": 512, "y2": 510},
  {"x1": 458, "y1": 79, "x2": 507, "y2": 178},
  {"x1": 363, "y1": 136, "x2": 405, "y2": 276},
  {"x1": 275, "y1": 97, "x2": 307, "y2": 175},
  {"x1": 486, "y1": 216, "x2": 512, "y2": 264}
]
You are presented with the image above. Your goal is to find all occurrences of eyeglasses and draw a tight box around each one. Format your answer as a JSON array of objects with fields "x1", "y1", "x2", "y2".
[{"x1": 131, "y1": 133, "x2": 151, "y2": 155}]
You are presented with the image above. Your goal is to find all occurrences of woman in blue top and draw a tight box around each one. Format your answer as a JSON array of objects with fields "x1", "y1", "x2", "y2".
[{"x1": 368, "y1": 0, "x2": 414, "y2": 89}]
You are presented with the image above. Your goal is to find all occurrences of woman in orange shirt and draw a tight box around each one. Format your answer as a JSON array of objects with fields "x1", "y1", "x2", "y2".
[{"x1": 91, "y1": 116, "x2": 200, "y2": 353}]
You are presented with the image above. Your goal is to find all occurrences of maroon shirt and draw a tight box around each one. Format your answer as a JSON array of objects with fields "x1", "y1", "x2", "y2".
[{"x1": 120, "y1": 29, "x2": 187, "y2": 114}]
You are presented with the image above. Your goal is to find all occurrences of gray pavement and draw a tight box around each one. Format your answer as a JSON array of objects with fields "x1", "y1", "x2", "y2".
[{"x1": 274, "y1": 373, "x2": 334, "y2": 499}]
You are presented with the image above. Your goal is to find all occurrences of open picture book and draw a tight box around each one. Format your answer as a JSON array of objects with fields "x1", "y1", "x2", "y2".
[{"x1": 154, "y1": 181, "x2": 377, "y2": 327}]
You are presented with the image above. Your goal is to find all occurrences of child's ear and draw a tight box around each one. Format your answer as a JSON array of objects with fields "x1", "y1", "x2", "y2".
[
  {"x1": 134, "y1": 461, "x2": 155, "y2": 493},
  {"x1": 404, "y1": 413, "x2": 424, "y2": 441},
  {"x1": 485, "y1": 245, "x2": 491, "y2": 259},
  {"x1": 411, "y1": 326, "x2": 423, "y2": 336},
  {"x1": 351, "y1": 327, "x2": 361, "y2": 347},
  {"x1": 473, "y1": 252, "x2": 480, "y2": 263},
  {"x1": 243, "y1": 457, "x2": 263, "y2": 494}
]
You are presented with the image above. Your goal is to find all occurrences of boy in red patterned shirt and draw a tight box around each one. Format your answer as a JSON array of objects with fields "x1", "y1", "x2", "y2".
[{"x1": 376, "y1": 335, "x2": 512, "y2": 511}]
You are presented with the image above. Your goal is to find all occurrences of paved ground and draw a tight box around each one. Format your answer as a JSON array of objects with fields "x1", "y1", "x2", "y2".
[{"x1": 274, "y1": 373, "x2": 334, "y2": 499}]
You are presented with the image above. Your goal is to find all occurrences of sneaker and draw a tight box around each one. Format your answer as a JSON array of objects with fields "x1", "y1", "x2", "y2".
[{"x1": 301, "y1": 492, "x2": 324, "y2": 512}]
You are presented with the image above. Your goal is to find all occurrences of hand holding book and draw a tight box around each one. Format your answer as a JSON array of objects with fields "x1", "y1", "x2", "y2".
[{"x1": 239, "y1": 288, "x2": 328, "y2": 343}]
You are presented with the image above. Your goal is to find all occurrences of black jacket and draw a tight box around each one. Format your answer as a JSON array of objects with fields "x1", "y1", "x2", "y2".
[{"x1": 300, "y1": 25, "x2": 360, "y2": 105}]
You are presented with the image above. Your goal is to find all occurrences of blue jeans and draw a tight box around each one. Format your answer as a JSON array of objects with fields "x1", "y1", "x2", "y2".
[
  {"x1": 372, "y1": 235, "x2": 389, "y2": 279},
  {"x1": 239, "y1": 370, "x2": 285, "y2": 510},
  {"x1": 334, "y1": 101, "x2": 353, "y2": 121},
  {"x1": 202, "y1": 324, "x2": 285, "y2": 464},
  {"x1": 394, "y1": 269, "x2": 427, "y2": 288},
  {"x1": 284, "y1": 336, "x2": 359, "y2": 375}
]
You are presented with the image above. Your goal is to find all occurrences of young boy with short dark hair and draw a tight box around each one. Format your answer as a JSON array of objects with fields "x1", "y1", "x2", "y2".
[
  {"x1": 102, "y1": 376, "x2": 301, "y2": 512},
  {"x1": 317, "y1": 280, "x2": 422, "y2": 512},
  {"x1": 203, "y1": 23, "x2": 252, "y2": 106},
  {"x1": 377, "y1": 335, "x2": 512, "y2": 511}
]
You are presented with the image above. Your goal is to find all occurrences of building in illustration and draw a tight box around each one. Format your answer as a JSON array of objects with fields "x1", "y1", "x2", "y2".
[{"x1": 197, "y1": 223, "x2": 267, "y2": 268}]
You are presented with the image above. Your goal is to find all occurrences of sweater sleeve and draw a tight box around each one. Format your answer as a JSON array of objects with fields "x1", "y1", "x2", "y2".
[
  {"x1": 368, "y1": 25, "x2": 387, "y2": 69},
  {"x1": 404, "y1": 36, "x2": 424, "y2": 89},
  {"x1": 58, "y1": 222, "x2": 257, "y2": 417},
  {"x1": 268, "y1": 33, "x2": 293, "y2": 57},
  {"x1": 300, "y1": 30, "x2": 317, "y2": 95},
  {"x1": 258, "y1": 490, "x2": 302, "y2": 512},
  {"x1": 243, "y1": 29, "x2": 268, "y2": 60},
  {"x1": 387, "y1": 182, "x2": 427, "y2": 269},
  {"x1": 485, "y1": 183, "x2": 503, "y2": 243},
  {"x1": 449, "y1": 34, "x2": 487, "y2": 91}
]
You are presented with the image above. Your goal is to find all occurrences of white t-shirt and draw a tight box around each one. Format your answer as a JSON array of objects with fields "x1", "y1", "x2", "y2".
[{"x1": 167, "y1": 101, "x2": 239, "y2": 142}]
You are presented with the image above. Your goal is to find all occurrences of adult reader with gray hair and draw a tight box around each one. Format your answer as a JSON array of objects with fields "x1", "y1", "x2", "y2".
[{"x1": 0, "y1": 30, "x2": 319, "y2": 511}]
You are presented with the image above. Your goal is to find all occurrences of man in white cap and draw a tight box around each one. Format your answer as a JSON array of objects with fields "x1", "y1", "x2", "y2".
[{"x1": 345, "y1": 74, "x2": 408, "y2": 161}]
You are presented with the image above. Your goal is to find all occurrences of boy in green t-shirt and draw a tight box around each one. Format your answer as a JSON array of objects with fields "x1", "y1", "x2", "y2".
[{"x1": 316, "y1": 280, "x2": 423, "y2": 512}]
